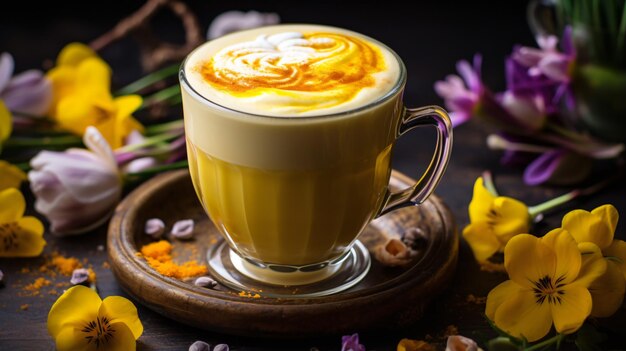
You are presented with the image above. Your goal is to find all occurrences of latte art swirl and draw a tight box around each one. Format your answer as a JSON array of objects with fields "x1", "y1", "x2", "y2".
[{"x1": 198, "y1": 31, "x2": 388, "y2": 112}]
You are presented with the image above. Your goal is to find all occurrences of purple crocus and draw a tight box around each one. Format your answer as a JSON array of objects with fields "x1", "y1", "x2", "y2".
[
  {"x1": 434, "y1": 54, "x2": 483, "y2": 127},
  {"x1": 341, "y1": 333, "x2": 365, "y2": 351},
  {"x1": 29, "y1": 127, "x2": 122, "y2": 235},
  {"x1": 0, "y1": 52, "x2": 51, "y2": 116}
]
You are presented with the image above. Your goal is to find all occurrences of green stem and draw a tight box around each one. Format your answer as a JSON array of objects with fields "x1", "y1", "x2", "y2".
[
  {"x1": 116, "y1": 63, "x2": 180, "y2": 95},
  {"x1": 139, "y1": 85, "x2": 181, "y2": 110},
  {"x1": 524, "y1": 334, "x2": 565, "y2": 351},
  {"x1": 115, "y1": 131, "x2": 182, "y2": 153},
  {"x1": 15, "y1": 162, "x2": 31, "y2": 172},
  {"x1": 3, "y1": 135, "x2": 83, "y2": 148},
  {"x1": 124, "y1": 160, "x2": 188, "y2": 179},
  {"x1": 528, "y1": 166, "x2": 624, "y2": 217},
  {"x1": 144, "y1": 119, "x2": 184, "y2": 135}
]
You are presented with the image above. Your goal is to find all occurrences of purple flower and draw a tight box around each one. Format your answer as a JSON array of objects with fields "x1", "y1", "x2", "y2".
[
  {"x1": 507, "y1": 27, "x2": 575, "y2": 112},
  {"x1": 434, "y1": 54, "x2": 483, "y2": 126},
  {"x1": 0, "y1": 52, "x2": 51, "y2": 116},
  {"x1": 341, "y1": 333, "x2": 365, "y2": 351},
  {"x1": 207, "y1": 11, "x2": 280, "y2": 39},
  {"x1": 28, "y1": 127, "x2": 121, "y2": 235}
]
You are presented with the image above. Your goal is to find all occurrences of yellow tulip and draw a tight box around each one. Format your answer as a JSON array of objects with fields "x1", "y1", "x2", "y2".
[
  {"x1": 462, "y1": 177, "x2": 530, "y2": 263},
  {"x1": 46, "y1": 42, "x2": 143, "y2": 148},
  {"x1": 0, "y1": 188, "x2": 45, "y2": 257},
  {"x1": 561, "y1": 204, "x2": 626, "y2": 317},
  {"x1": 0, "y1": 160, "x2": 26, "y2": 191},
  {"x1": 48, "y1": 285, "x2": 143, "y2": 351},
  {"x1": 486, "y1": 229, "x2": 606, "y2": 342}
]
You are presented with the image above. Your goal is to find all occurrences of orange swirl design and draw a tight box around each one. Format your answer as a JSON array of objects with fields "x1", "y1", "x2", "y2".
[{"x1": 198, "y1": 32, "x2": 387, "y2": 109}]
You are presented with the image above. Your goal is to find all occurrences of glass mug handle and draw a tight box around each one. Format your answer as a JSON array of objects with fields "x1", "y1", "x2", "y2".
[{"x1": 378, "y1": 105, "x2": 453, "y2": 216}]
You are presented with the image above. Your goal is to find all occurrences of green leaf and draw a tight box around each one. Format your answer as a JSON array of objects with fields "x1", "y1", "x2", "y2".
[
  {"x1": 487, "y1": 337, "x2": 521, "y2": 351},
  {"x1": 575, "y1": 323, "x2": 607, "y2": 351}
]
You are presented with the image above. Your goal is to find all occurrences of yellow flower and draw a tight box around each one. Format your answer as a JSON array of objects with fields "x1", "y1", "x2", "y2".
[
  {"x1": 462, "y1": 177, "x2": 530, "y2": 263},
  {"x1": 48, "y1": 285, "x2": 143, "y2": 351},
  {"x1": 0, "y1": 188, "x2": 45, "y2": 257},
  {"x1": 0, "y1": 99, "x2": 11, "y2": 143},
  {"x1": 46, "y1": 42, "x2": 143, "y2": 148},
  {"x1": 561, "y1": 204, "x2": 626, "y2": 317},
  {"x1": 397, "y1": 338, "x2": 436, "y2": 351},
  {"x1": 0, "y1": 160, "x2": 26, "y2": 191},
  {"x1": 486, "y1": 229, "x2": 606, "y2": 342}
]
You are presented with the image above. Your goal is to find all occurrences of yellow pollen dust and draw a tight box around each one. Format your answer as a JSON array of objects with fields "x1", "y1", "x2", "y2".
[{"x1": 199, "y1": 32, "x2": 387, "y2": 110}]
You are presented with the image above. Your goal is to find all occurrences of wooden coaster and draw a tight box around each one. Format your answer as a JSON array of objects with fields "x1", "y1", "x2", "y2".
[{"x1": 108, "y1": 170, "x2": 458, "y2": 337}]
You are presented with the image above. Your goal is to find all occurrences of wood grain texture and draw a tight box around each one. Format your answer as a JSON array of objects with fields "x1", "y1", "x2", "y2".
[{"x1": 108, "y1": 170, "x2": 458, "y2": 337}]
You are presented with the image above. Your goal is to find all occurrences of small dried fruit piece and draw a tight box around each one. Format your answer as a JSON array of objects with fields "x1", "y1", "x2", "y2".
[
  {"x1": 171, "y1": 219, "x2": 194, "y2": 239},
  {"x1": 374, "y1": 238, "x2": 418, "y2": 267},
  {"x1": 145, "y1": 218, "x2": 165, "y2": 238}
]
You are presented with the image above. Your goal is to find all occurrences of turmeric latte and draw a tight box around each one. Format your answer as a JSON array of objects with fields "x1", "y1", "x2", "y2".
[{"x1": 184, "y1": 25, "x2": 400, "y2": 116}]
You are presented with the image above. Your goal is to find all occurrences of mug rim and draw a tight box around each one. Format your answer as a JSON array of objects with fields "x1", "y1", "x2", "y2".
[{"x1": 179, "y1": 23, "x2": 408, "y2": 120}]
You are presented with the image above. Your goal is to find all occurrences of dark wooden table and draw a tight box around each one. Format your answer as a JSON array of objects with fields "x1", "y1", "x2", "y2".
[{"x1": 1, "y1": 1, "x2": 625, "y2": 350}]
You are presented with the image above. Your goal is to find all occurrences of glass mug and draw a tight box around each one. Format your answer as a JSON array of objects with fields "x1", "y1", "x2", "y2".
[{"x1": 180, "y1": 25, "x2": 452, "y2": 297}]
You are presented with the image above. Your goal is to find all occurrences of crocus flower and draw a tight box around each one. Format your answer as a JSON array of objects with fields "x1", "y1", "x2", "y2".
[
  {"x1": 0, "y1": 52, "x2": 52, "y2": 116},
  {"x1": 445, "y1": 335, "x2": 483, "y2": 351},
  {"x1": 0, "y1": 188, "x2": 46, "y2": 257},
  {"x1": 397, "y1": 338, "x2": 435, "y2": 351},
  {"x1": 561, "y1": 204, "x2": 626, "y2": 317},
  {"x1": 46, "y1": 43, "x2": 143, "y2": 148},
  {"x1": 207, "y1": 11, "x2": 280, "y2": 39},
  {"x1": 434, "y1": 55, "x2": 483, "y2": 127},
  {"x1": 462, "y1": 177, "x2": 530, "y2": 263},
  {"x1": 0, "y1": 160, "x2": 26, "y2": 191},
  {"x1": 0, "y1": 100, "x2": 10, "y2": 144},
  {"x1": 29, "y1": 126, "x2": 122, "y2": 235},
  {"x1": 486, "y1": 229, "x2": 606, "y2": 342},
  {"x1": 341, "y1": 333, "x2": 365, "y2": 351},
  {"x1": 48, "y1": 285, "x2": 143, "y2": 351}
]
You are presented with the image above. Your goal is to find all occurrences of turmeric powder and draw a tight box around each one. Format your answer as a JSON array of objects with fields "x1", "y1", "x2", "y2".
[
  {"x1": 51, "y1": 254, "x2": 81, "y2": 275},
  {"x1": 140, "y1": 240, "x2": 207, "y2": 279}
]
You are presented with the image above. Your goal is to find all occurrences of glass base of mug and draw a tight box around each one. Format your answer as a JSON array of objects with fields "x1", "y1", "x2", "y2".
[{"x1": 206, "y1": 240, "x2": 371, "y2": 298}]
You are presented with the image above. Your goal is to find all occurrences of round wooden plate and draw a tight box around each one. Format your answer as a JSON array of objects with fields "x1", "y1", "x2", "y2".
[{"x1": 108, "y1": 170, "x2": 458, "y2": 337}]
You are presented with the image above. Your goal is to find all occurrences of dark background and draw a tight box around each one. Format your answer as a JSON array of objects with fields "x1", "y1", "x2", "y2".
[{"x1": 2, "y1": 1, "x2": 625, "y2": 350}]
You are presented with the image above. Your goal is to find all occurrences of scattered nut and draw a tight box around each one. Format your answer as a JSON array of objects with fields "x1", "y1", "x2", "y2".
[
  {"x1": 189, "y1": 341, "x2": 210, "y2": 351},
  {"x1": 194, "y1": 276, "x2": 217, "y2": 289},
  {"x1": 214, "y1": 344, "x2": 229, "y2": 351},
  {"x1": 171, "y1": 219, "x2": 195, "y2": 240},
  {"x1": 145, "y1": 218, "x2": 166, "y2": 238},
  {"x1": 374, "y1": 238, "x2": 418, "y2": 267}
]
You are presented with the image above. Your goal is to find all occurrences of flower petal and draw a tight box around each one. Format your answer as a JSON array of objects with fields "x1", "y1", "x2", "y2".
[
  {"x1": 76, "y1": 58, "x2": 111, "y2": 95},
  {"x1": 463, "y1": 222, "x2": 501, "y2": 262},
  {"x1": 486, "y1": 280, "x2": 521, "y2": 320},
  {"x1": 505, "y1": 234, "x2": 555, "y2": 288},
  {"x1": 562, "y1": 208, "x2": 613, "y2": 250},
  {"x1": 591, "y1": 205, "x2": 618, "y2": 240},
  {"x1": 468, "y1": 178, "x2": 495, "y2": 222},
  {"x1": 589, "y1": 260, "x2": 625, "y2": 318},
  {"x1": 0, "y1": 188, "x2": 25, "y2": 223},
  {"x1": 2, "y1": 70, "x2": 52, "y2": 116},
  {"x1": 45, "y1": 66, "x2": 77, "y2": 118},
  {"x1": 48, "y1": 286, "x2": 101, "y2": 339},
  {"x1": 0, "y1": 52, "x2": 15, "y2": 92},
  {"x1": 0, "y1": 99, "x2": 12, "y2": 142},
  {"x1": 576, "y1": 242, "x2": 608, "y2": 288},
  {"x1": 541, "y1": 228, "x2": 581, "y2": 284},
  {"x1": 0, "y1": 216, "x2": 46, "y2": 257},
  {"x1": 113, "y1": 95, "x2": 142, "y2": 119},
  {"x1": 603, "y1": 240, "x2": 626, "y2": 281},
  {"x1": 102, "y1": 322, "x2": 137, "y2": 351},
  {"x1": 550, "y1": 284, "x2": 591, "y2": 335},
  {"x1": 100, "y1": 296, "x2": 143, "y2": 339},
  {"x1": 54, "y1": 327, "x2": 92, "y2": 351},
  {"x1": 0, "y1": 160, "x2": 26, "y2": 191},
  {"x1": 57, "y1": 42, "x2": 97, "y2": 67},
  {"x1": 491, "y1": 197, "x2": 529, "y2": 242},
  {"x1": 494, "y1": 288, "x2": 552, "y2": 342}
]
